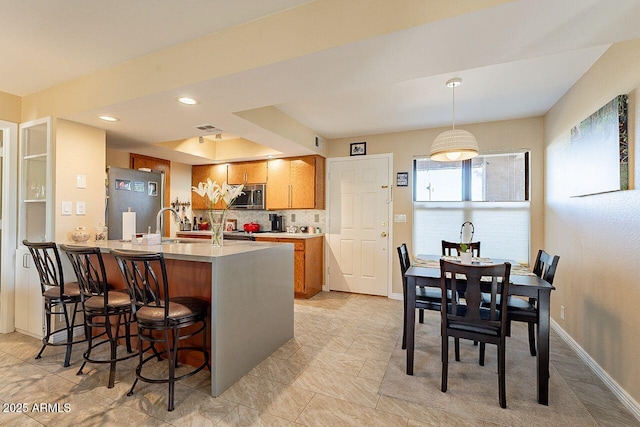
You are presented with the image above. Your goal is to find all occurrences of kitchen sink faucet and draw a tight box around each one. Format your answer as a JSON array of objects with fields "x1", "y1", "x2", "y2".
[{"x1": 156, "y1": 207, "x2": 181, "y2": 235}]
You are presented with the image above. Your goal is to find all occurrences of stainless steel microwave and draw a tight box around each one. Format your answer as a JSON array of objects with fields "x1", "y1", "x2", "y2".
[{"x1": 230, "y1": 184, "x2": 265, "y2": 210}]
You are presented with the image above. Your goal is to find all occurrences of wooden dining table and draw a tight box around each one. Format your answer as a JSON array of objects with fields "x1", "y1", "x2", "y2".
[{"x1": 404, "y1": 255, "x2": 556, "y2": 405}]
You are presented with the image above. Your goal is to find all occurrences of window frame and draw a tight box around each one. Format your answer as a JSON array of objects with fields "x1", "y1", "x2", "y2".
[{"x1": 413, "y1": 151, "x2": 530, "y2": 202}]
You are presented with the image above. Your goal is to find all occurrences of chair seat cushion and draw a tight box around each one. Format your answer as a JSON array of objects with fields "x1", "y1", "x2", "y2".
[
  {"x1": 43, "y1": 282, "x2": 81, "y2": 299},
  {"x1": 84, "y1": 291, "x2": 131, "y2": 311},
  {"x1": 481, "y1": 293, "x2": 535, "y2": 311},
  {"x1": 416, "y1": 287, "x2": 451, "y2": 301},
  {"x1": 136, "y1": 297, "x2": 208, "y2": 324},
  {"x1": 447, "y1": 305, "x2": 501, "y2": 336}
]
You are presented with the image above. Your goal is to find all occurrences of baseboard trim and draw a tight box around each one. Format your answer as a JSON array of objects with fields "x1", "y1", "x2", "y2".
[
  {"x1": 389, "y1": 292, "x2": 403, "y2": 301},
  {"x1": 49, "y1": 325, "x2": 85, "y2": 344},
  {"x1": 551, "y1": 319, "x2": 640, "y2": 422}
]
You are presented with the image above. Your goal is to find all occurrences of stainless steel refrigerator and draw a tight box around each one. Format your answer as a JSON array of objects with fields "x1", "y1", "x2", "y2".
[{"x1": 106, "y1": 166, "x2": 164, "y2": 240}]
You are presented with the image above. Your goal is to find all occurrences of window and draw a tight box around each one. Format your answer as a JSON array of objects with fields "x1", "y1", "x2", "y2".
[
  {"x1": 415, "y1": 153, "x2": 528, "y2": 202},
  {"x1": 413, "y1": 152, "x2": 530, "y2": 263}
]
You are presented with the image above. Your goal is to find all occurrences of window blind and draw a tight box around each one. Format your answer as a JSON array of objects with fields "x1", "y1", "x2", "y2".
[{"x1": 412, "y1": 201, "x2": 530, "y2": 264}]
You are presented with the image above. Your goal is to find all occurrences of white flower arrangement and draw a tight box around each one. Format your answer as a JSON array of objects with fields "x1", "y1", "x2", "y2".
[{"x1": 191, "y1": 179, "x2": 244, "y2": 210}]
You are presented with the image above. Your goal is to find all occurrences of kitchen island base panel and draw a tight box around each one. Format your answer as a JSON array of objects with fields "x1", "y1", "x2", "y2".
[
  {"x1": 211, "y1": 244, "x2": 294, "y2": 396},
  {"x1": 92, "y1": 240, "x2": 294, "y2": 397}
]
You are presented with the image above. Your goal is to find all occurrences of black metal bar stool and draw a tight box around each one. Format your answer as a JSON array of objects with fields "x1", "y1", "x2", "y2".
[
  {"x1": 111, "y1": 249, "x2": 210, "y2": 411},
  {"x1": 23, "y1": 240, "x2": 85, "y2": 367},
  {"x1": 60, "y1": 244, "x2": 137, "y2": 388}
]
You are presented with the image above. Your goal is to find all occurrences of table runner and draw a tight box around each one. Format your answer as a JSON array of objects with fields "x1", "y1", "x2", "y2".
[{"x1": 413, "y1": 255, "x2": 535, "y2": 276}]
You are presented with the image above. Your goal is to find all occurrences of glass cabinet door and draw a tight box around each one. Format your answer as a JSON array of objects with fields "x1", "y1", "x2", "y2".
[{"x1": 19, "y1": 117, "x2": 52, "y2": 244}]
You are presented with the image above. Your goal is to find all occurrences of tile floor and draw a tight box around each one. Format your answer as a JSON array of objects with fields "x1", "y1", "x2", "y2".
[{"x1": 0, "y1": 291, "x2": 637, "y2": 426}]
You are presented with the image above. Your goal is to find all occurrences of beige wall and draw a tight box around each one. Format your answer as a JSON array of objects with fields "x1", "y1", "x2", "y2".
[
  {"x1": 106, "y1": 148, "x2": 130, "y2": 168},
  {"x1": 327, "y1": 116, "x2": 545, "y2": 295},
  {"x1": 54, "y1": 119, "x2": 107, "y2": 242},
  {"x1": 0, "y1": 90, "x2": 21, "y2": 123},
  {"x1": 544, "y1": 40, "x2": 640, "y2": 402}
]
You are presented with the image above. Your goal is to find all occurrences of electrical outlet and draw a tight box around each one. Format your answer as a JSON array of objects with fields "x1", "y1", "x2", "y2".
[
  {"x1": 314, "y1": 214, "x2": 320, "y2": 222},
  {"x1": 560, "y1": 305, "x2": 565, "y2": 320},
  {"x1": 76, "y1": 201, "x2": 86, "y2": 215},
  {"x1": 291, "y1": 213, "x2": 296, "y2": 222}
]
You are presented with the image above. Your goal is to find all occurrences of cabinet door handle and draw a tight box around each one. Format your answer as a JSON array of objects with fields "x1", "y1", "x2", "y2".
[{"x1": 23, "y1": 253, "x2": 30, "y2": 268}]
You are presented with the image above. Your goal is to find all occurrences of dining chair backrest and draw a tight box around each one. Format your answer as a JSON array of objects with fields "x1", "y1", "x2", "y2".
[
  {"x1": 23, "y1": 240, "x2": 66, "y2": 295},
  {"x1": 441, "y1": 240, "x2": 481, "y2": 257},
  {"x1": 440, "y1": 259, "x2": 510, "y2": 332},
  {"x1": 111, "y1": 249, "x2": 169, "y2": 321},
  {"x1": 397, "y1": 244, "x2": 411, "y2": 276},
  {"x1": 532, "y1": 250, "x2": 559, "y2": 285},
  {"x1": 60, "y1": 245, "x2": 109, "y2": 303}
]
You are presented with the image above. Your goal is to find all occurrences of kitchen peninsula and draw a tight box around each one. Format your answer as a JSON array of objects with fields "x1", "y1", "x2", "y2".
[{"x1": 90, "y1": 239, "x2": 294, "y2": 397}]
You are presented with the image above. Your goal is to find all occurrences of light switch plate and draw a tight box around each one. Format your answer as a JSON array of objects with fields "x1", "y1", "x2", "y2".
[
  {"x1": 76, "y1": 201, "x2": 86, "y2": 215},
  {"x1": 61, "y1": 201, "x2": 72, "y2": 216},
  {"x1": 76, "y1": 174, "x2": 87, "y2": 189},
  {"x1": 394, "y1": 214, "x2": 407, "y2": 223}
]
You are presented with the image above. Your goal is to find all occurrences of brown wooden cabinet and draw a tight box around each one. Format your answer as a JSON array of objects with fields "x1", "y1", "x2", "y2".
[
  {"x1": 191, "y1": 164, "x2": 228, "y2": 209},
  {"x1": 227, "y1": 160, "x2": 267, "y2": 185},
  {"x1": 254, "y1": 235, "x2": 323, "y2": 298},
  {"x1": 266, "y1": 155, "x2": 324, "y2": 210}
]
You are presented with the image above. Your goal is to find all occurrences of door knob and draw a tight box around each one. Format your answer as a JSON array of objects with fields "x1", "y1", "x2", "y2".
[{"x1": 380, "y1": 232, "x2": 387, "y2": 237}]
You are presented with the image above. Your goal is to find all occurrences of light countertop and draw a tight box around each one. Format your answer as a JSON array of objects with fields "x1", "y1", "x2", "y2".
[{"x1": 81, "y1": 239, "x2": 289, "y2": 263}]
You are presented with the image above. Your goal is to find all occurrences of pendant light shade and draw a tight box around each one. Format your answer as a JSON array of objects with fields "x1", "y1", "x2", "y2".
[{"x1": 430, "y1": 78, "x2": 478, "y2": 162}]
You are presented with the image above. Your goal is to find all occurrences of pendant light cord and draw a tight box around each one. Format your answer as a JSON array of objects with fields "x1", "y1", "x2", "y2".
[{"x1": 451, "y1": 84, "x2": 456, "y2": 130}]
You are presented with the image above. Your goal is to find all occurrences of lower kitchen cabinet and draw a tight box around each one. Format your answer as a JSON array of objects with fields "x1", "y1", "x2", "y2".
[{"x1": 254, "y1": 235, "x2": 323, "y2": 298}]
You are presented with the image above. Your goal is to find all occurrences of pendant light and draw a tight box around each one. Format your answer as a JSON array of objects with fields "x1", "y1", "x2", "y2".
[{"x1": 430, "y1": 78, "x2": 479, "y2": 162}]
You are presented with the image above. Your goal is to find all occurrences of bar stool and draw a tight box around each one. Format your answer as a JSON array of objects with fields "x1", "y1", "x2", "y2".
[
  {"x1": 111, "y1": 249, "x2": 210, "y2": 411},
  {"x1": 60, "y1": 244, "x2": 137, "y2": 388},
  {"x1": 23, "y1": 240, "x2": 84, "y2": 367}
]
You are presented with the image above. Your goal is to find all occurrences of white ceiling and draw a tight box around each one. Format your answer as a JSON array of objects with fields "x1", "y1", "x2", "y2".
[{"x1": 4, "y1": 0, "x2": 640, "y2": 163}]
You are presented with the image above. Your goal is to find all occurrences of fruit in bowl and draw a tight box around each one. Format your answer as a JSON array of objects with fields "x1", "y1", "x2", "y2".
[{"x1": 198, "y1": 222, "x2": 210, "y2": 230}]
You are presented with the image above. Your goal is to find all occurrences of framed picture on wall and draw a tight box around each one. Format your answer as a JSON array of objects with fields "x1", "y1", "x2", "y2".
[
  {"x1": 396, "y1": 172, "x2": 409, "y2": 187},
  {"x1": 350, "y1": 142, "x2": 366, "y2": 156}
]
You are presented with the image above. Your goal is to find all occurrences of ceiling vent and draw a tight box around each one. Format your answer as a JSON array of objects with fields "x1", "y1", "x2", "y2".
[{"x1": 194, "y1": 124, "x2": 223, "y2": 133}]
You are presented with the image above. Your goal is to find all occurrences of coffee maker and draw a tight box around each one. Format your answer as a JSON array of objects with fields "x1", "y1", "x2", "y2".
[{"x1": 269, "y1": 214, "x2": 284, "y2": 232}]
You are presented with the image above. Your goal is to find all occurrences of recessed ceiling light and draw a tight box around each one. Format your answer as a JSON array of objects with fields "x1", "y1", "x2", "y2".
[
  {"x1": 177, "y1": 97, "x2": 198, "y2": 105},
  {"x1": 99, "y1": 115, "x2": 119, "y2": 122}
]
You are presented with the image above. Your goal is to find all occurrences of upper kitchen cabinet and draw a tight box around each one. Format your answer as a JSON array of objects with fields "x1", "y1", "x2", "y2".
[
  {"x1": 227, "y1": 160, "x2": 267, "y2": 185},
  {"x1": 192, "y1": 163, "x2": 228, "y2": 209},
  {"x1": 266, "y1": 155, "x2": 325, "y2": 210}
]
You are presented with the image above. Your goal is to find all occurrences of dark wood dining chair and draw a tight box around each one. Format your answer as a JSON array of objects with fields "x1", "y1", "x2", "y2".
[
  {"x1": 441, "y1": 240, "x2": 481, "y2": 257},
  {"x1": 440, "y1": 259, "x2": 511, "y2": 408},
  {"x1": 508, "y1": 250, "x2": 559, "y2": 356},
  {"x1": 398, "y1": 244, "x2": 447, "y2": 349}
]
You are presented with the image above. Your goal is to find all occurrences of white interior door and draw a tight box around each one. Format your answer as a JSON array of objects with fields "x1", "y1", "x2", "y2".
[{"x1": 327, "y1": 155, "x2": 391, "y2": 296}]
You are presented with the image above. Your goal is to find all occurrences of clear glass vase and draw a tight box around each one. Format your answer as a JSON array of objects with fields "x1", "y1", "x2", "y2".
[{"x1": 209, "y1": 210, "x2": 225, "y2": 247}]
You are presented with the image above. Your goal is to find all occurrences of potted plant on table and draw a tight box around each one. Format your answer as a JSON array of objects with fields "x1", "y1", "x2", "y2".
[
  {"x1": 459, "y1": 243, "x2": 472, "y2": 264},
  {"x1": 191, "y1": 179, "x2": 244, "y2": 247}
]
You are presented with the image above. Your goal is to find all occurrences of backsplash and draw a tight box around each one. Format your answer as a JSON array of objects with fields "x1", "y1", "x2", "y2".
[{"x1": 192, "y1": 209, "x2": 326, "y2": 232}]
